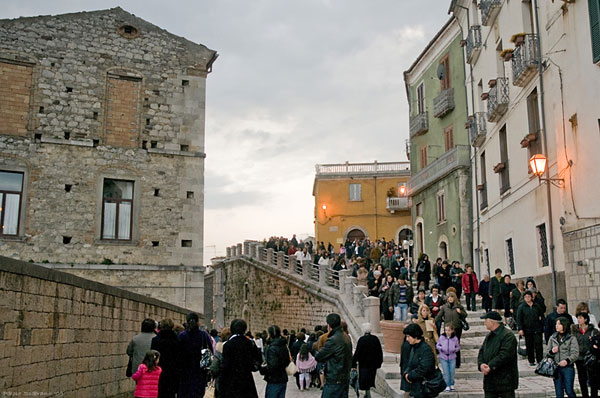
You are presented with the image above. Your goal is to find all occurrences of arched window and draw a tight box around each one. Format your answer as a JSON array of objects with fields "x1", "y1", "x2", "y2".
[{"x1": 439, "y1": 241, "x2": 448, "y2": 260}]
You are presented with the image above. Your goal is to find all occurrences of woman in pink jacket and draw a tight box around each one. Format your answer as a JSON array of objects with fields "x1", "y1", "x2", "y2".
[
  {"x1": 461, "y1": 264, "x2": 479, "y2": 311},
  {"x1": 132, "y1": 350, "x2": 162, "y2": 398}
]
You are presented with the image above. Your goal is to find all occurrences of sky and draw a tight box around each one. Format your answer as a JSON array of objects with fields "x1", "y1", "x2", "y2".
[{"x1": 3, "y1": 1, "x2": 450, "y2": 265}]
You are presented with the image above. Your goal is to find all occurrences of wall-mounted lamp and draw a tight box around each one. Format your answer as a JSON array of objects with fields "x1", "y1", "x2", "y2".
[
  {"x1": 398, "y1": 185, "x2": 407, "y2": 197},
  {"x1": 529, "y1": 154, "x2": 564, "y2": 187}
]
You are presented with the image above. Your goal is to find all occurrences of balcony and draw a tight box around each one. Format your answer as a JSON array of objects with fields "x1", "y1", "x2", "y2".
[
  {"x1": 481, "y1": 0, "x2": 501, "y2": 26},
  {"x1": 466, "y1": 25, "x2": 482, "y2": 64},
  {"x1": 468, "y1": 112, "x2": 487, "y2": 147},
  {"x1": 315, "y1": 161, "x2": 410, "y2": 177},
  {"x1": 386, "y1": 197, "x2": 410, "y2": 213},
  {"x1": 486, "y1": 77, "x2": 509, "y2": 122},
  {"x1": 433, "y1": 88, "x2": 455, "y2": 118},
  {"x1": 407, "y1": 145, "x2": 470, "y2": 196},
  {"x1": 512, "y1": 34, "x2": 538, "y2": 87},
  {"x1": 410, "y1": 111, "x2": 429, "y2": 137}
]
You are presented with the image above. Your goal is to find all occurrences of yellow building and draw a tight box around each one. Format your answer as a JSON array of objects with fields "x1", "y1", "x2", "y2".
[{"x1": 313, "y1": 161, "x2": 412, "y2": 250}]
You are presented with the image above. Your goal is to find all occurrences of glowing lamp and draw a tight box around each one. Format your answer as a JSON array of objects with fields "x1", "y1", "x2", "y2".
[
  {"x1": 399, "y1": 185, "x2": 407, "y2": 196},
  {"x1": 322, "y1": 204, "x2": 327, "y2": 210},
  {"x1": 529, "y1": 154, "x2": 547, "y2": 177}
]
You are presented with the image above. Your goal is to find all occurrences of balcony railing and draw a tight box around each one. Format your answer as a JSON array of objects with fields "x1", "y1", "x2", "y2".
[
  {"x1": 486, "y1": 77, "x2": 509, "y2": 122},
  {"x1": 315, "y1": 161, "x2": 410, "y2": 177},
  {"x1": 466, "y1": 25, "x2": 482, "y2": 64},
  {"x1": 409, "y1": 111, "x2": 429, "y2": 137},
  {"x1": 386, "y1": 197, "x2": 409, "y2": 213},
  {"x1": 512, "y1": 34, "x2": 538, "y2": 87},
  {"x1": 468, "y1": 112, "x2": 487, "y2": 147},
  {"x1": 433, "y1": 88, "x2": 455, "y2": 118},
  {"x1": 481, "y1": 0, "x2": 501, "y2": 26},
  {"x1": 407, "y1": 145, "x2": 470, "y2": 195}
]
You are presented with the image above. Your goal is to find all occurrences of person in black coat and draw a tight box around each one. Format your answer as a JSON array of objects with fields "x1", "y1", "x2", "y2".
[
  {"x1": 260, "y1": 325, "x2": 290, "y2": 398},
  {"x1": 221, "y1": 319, "x2": 262, "y2": 398},
  {"x1": 402, "y1": 323, "x2": 436, "y2": 398},
  {"x1": 177, "y1": 312, "x2": 214, "y2": 398},
  {"x1": 351, "y1": 323, "x2": 383, "y2": 398},
  {"x1": 437, "y1": 261, "x2": 452, "y2": 294},
  {"x1": 479, "y1": 275, "x2": 492, "y2": 313},
  {"x1": 151, "y1": 319, "x2": 181, "y2": 398},
  {"x1": 516, "y1": 291, "x2": 544, "y2": 366},
  {"x1": 399, "y1": 336, "x2": 412, "y2": 395},
  {"x1": 416, "y1": 254, "x2": 431, "y2": 291}
]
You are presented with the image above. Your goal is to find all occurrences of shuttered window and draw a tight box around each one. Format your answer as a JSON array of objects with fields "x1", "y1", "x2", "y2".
[
  {"x1": 349, "y1": 183, "x2": 361, "y2": 201},
  {"x1": 590, "y1": 0, "x2": 600, "y2": 63}
]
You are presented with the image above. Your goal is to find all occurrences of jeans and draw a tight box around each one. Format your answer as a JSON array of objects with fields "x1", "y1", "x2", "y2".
[
  {"x1": 554, "y1": 365, "x2": 576, "y2": 398},
  {"x1": 465, "y1": 292, "x2": 476, "y2": 310},
  {"x1": 321, "y1": 383, "x2": 349, "y2": 398},
  {"x1": 394, "y1": 303, "x2": 409, "y2": 321},
  {"x1": 266, "y1": 383, "x2": 287, "y2": 398},
  {"x1": 440, "y1": 358, "x2": 456, "y2": 388},
  {"x1": 524, "y1": 332, "x2": 543, "y2": 364}
]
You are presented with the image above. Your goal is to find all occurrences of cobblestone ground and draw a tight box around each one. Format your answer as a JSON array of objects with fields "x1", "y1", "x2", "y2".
[{"x1": 253, "y1": 373, "x2": 386, "y2": 398}]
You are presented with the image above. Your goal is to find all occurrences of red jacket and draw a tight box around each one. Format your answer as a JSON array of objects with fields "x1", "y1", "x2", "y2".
[
  {"x1": 132, "y1": 364, "x2": 162, "y2": 398},
  {"x1": 461, "y1": 272, "x2": 479, "y2": 294}
]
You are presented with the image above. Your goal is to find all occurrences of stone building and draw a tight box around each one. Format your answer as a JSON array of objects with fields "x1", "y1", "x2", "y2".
[{"x1": 0, "y1": 8, "x2": 217, "y2": 313}]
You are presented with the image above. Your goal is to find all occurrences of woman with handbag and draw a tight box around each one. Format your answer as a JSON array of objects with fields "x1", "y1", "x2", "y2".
[
  {"x1": 571, "y1": 313, "x2": 598, "y2": 398},
  {"x1": 402, "y1": 323, "x2": 441, "y2": 398},
  {"x1": 545, "y1": 317, "x2": 579, "y2": 398},
  {"x1": 435, "y1": 292, "x2": 467, "y2": 368},
  {"x1": 261, "y1": 325, "x2": 290, "y2": 398}
]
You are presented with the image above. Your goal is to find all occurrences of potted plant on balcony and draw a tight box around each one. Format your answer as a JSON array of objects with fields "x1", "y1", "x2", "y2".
[
  {"x1": 510, "y1": 33, "x2": 527, "y2": 46},
  {"x1": 386, "y1": 187, "x2": 395, "y2": 198},
  {"x1": 460, "y1": 39, "x2": 467, "y2": 47},
  {"x1": 481, "y1": 92, "x2": 489, "y2": 101},
  {"x1": 488, "y1": 79, "x2": 497, "y2": 88},
  {"x1": 493, "y1": 162, "x2": 506, "y2": 173},
  {"x1": 500, "y1": 48, "x2": 514, "y2": 61}
]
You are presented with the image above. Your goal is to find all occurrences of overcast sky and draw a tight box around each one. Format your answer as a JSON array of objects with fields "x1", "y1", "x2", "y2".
[{"x1": 3, "y1": 1, "x2": 449, "y2": 264}]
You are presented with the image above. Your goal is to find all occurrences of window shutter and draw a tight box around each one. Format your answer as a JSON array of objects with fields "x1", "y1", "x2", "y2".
[{"x1": 590, "y1": 0, "x2": 600, "y2": 63}]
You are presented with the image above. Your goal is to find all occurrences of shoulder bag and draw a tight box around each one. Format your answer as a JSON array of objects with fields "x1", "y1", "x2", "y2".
[
  {"x1": 286, "y1": 347, "x2": 298, "y2": 376},
  {"x1": 126, "y1": 356, "x2": 133, "y2": 377},
  {"x1": 461, "y1": 318, "x2": 470, "y2": 331},
  {"x1": 535, "y1": 358, "x2": 558, "y2": 378},
  {"x1": 421, "y1": 368, "x2": 447, "y2": 396},
  {"x1": 517, "y1": 336, "x2": 528, "y2": 357},
  {"x1": 583, "y1": 351, "x2": 597, "y2": 368}
]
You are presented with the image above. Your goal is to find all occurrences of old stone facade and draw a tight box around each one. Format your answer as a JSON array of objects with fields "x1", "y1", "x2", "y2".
[{"x1": 0, "y1": 8, "x2": 217, "y2": 313}]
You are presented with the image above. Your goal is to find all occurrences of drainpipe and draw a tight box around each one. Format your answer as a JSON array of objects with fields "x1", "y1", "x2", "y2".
[
  {"x1": 451, "y1": 4, "x2": 482, "y2": 276},
  {"x1": 532, "y1": 0, "x2": 558, "y2": 305}
]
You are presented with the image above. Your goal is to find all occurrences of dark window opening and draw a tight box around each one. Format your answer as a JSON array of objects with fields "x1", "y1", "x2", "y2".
[
  {"x1": 142, "y1": 141, "x2": 148, "y2": 149},
  {"x1": 144, "y1": 97, "x2": 149, "y2": 102},
  {"x1": 93, "y1": 139, "x2": 99, "y2": 147},
  {"x1": 186, "y1": 191, "x2": 194, "y2": 199},
  {"x1": 124, "y1": 25, "x2": 135, "y2": 34},
  {"x1": 154, "y1": 189, "x2": 160, "y2": 197},
  {"x1": 152, "y1": 241, "x2": 159, "y2": 247},
  {"x1": 34, "y1": 133, "x2": 42, "y2": 142},
  {"x1": 153, "y1": 90, "x2": 160, "y2": 96},
  {"x1": 64, "y1": 184, "x2": 72, "y2": 193},
  {"x1": 537, "y1": 223, "x2": 549, "y2": 267},
  {"x1": 150, "y1": 141, "x2": 157, "y2": 149},
  {"x1": 182, "y1": 240, "x2": 192, "y2": 248},
  {"x1": 506, "y1": 238, "x2": 515, "y2": 274},
  {"x1": 146, "y1": 118, "x2": 150, "y2": 126},
  {"x1": 0, "y1": 171, "x2": 24, "y2": 236},
  {"x1": 180, "y1": 144, "x2": 189, "y2": 152},
  {"x1": 64, "y1": 131, "x2": 70, "y2": 140},
  {"x1": 39, "y1": 106, "x2": 44, "y2": 114},
  {"x1": 65, "y1": 87, "x2": 73, "y2": 93},
  {"x1": 182, "y1": 80, "x2": 189, "y2": 86},
  {"x1": 63, "y1": 236, "x2": 71, "y2": 244},
  {"x1": 93, "y1": 112, "x2": 98, "y2": 120}
]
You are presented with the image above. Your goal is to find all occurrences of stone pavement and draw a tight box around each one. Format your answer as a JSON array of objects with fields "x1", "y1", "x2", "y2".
[{"x1": 253, "y1": 372, "x2": 386, "y2": 398}]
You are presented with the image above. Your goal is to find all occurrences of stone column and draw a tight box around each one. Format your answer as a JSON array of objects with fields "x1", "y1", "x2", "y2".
[
  {"x1": 345, "y1": 276, "x2": 358, "y2": 303},
  {"x1": 257, "y1": 245, "x2": 265, "y2": 261},
  {"x1": 318, "y1": 263, "x2": 328, "y2": 287},
  {"x1": 226, "y1": 247, "x2": 231, "y2": 258},
  {"x1": 249, "y1": 243, "x2": 257, "y2": 259},
  {"x1": 243, "y1": 241, "x2": 250, "y2": 256},
  {"x1": 302, "y1": 260, "x2": 312, "y2": 281},
  {"x1": 338, "y1": 270, "x2": 352, "y2": 295},
  {"x1": 276, "y1": 251, "x2": 284, "y2": 269},
  {"x1": 267, "y1": 248, "x2": 274, "y2": 265},
  {"x1": 364, "y1": 296, "x2": 381, "y2": 333},
  {"x1": 237, "y1": 243, "x2": 243, "y2": 257},
  {"x1": 353, "y1": 285, "x2": 368, "y2": 317},
  {"x1": 231, "y1": 246, "x2": 237, "y2": 257}
]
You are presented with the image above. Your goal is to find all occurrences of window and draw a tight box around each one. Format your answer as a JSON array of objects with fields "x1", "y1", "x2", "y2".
[
  {"x1": 537, "y1": 223, "x2": 549, "y2": 267},
  {"x1": 485, "y1": 248, "x2": 490, "y2": 272},
  {"x1": 416, "y1": 82, "x2": 425, "y2": 114},
  {"x1": 416, "y1": 202, "x2": 423, "y2": 217},
  {"x1": 480, "y1": 151, "x2": 488, "y2": 210},
  {"x1": 526, "y1": 89, "x2": 542, "y2": 163},
  {"x1": 506, "y1": 238, "x2": 515, "y2": 274},
  {"x1": 102, "y1": 179, "x2": 134, "y2": 240},
  {"x1": 589, "y1": 0, "x2": 600, "y2": 63},
  {"x1": 420, "y1": 145, "x2": 428, "y2": 170},
  {"x1": 499, "y1": 126, "x2": 510, "y2": 194},
  {"x1": 444, "y1": 126, "x2": 454, "y2": 152},
  {"x1": 0, "y1": 171, "x2": 24, "y2": 236},
  {"x1": 349, "y1": 183, "x2": 361, "y2": 201},
  {"x1": 437, "y1": 191, "x2": 446, "y2": 224},
  {"x1": 440, "y1": 54, "x2": 451, "y2": 90}
]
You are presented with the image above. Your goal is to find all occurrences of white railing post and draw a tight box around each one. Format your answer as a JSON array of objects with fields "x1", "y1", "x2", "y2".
[
  {"x1": 339, "y1": 270, "x2": 351, "y2": 295},
  {"x1": 231, "y1": 245, "x2": 237, "y2": 257},
  {"x1": 277, "y1": 251, "x2": 284, "y2": 268},
  {"x1": 318, "y1": 263, "x2": 328, "y2": 287},
  {"x1": 267, "y1": 248, "x2": 274, "y2": 265},
  {"x1": 302, "y1": 260, "x2": 311, "y2": 281},
  {"x1": 257, "y1": 244, "x2": 265, "y2": 261},
  {"x1": 250, "y1": 243, "x2": 258, "y2": 259},
  {"x1": 226, "y1": 247, "x2": 232, "y2": 258},
  {"x1": 364, "y1": 296, "x2": 381, "y2": 333},
  {"x1": 345, "y1": 276, "x2": 357, "y2": 303},
  {"x1": 353, "y1": 285, "x2": 368, "y2": 317},
  {"x1": 243, "y1": 241, "x2": 250, "y2": 256},
  {"x1": 237, "y1": 243, "x2": 243, "y2": 257}
]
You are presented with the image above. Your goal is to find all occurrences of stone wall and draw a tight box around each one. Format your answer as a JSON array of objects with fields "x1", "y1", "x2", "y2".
[
  {"x1": 563, "y1": 224, "x2": 600, "y2": 318},
  {"x1": 219, "y1": 259, "x2": 338, "y2": 334},
  {"x1": 0, "y1": 256, "x2": 195, "y2": 398}
]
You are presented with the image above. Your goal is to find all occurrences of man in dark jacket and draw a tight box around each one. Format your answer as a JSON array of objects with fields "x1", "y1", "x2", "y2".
[
  {"x1": 478, "y1": 311, "x2": 518, "y2": 398},
  {"x1": 389, "y1": 275, "x2": 414, "y2": 321},
  {"x1": 516, "y1": 291, "x2": 544, "y2": 366},
  {"x1": 402, "y1": 323, "x2": 436, "y2": 398},
  {"x1": 315, "y1": 313, "x2": 352, "y2": 398},
  {"x1": 221, "y1": 319, "x2": 262, "y2": 398},
  {"x1": 544, "y1": 298, "x2": 573, "y2": 343},
  {"x1": 261, "y1": 325, "x2": 290, "y2": 398},
  {"x1": 351, "y1": 323, "x2": 383, "y2": 398},
  {"x1": 490, "y1": 268, "x2": 504, "y2": 311}
]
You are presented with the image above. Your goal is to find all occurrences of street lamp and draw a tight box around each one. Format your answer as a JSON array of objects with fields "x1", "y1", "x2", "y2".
[
  {"x1": 398, "y1": 185, "x2": 407, "y2": 197},
  {"x1": 528, "y1": 154, "x2": 564, "y2": 187}
]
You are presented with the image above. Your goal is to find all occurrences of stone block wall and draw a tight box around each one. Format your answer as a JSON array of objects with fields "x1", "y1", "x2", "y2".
[
  {"x1": 220, "y1": 259, "x2": 338, "y2": 334},
  {"x1": 563, "y1": 224, "x2": 600, "y2": 318},
  {"x1": 0, "y1": 256, "x2": 194, "y2": 398}
]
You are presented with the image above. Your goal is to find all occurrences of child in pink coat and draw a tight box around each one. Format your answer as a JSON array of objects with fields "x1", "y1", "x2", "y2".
[
  {"x1": 132, "y1": 350, "x2": 162, "y2": 398},
  {"x1": 296, "y1": 344, "x2": 317, "y2": 391}
]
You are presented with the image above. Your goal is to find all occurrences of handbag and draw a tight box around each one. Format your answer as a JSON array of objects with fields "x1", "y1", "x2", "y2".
[
  {"x1": 421, "y1": 368, "x2": 447, "y2": 396},
  {"x1": 584, "y1": 351, "x2": 597, "y2": 367},
  {"x1": 517, "y1": 336, "x2": 528, "y2": 357},
  {"x1": 199, "y1": 348, "x2": 213, "y2": 370},
  {"x1": 461, "y1": 318, "x2": 470, "y2": 331},
  {"x1": 535, "y1": 358, "x2": 558, "y2": 378},
  {"x1": 285, "y1": 347, "x2": 298, "y2": 376},
  {"x1": 126, "y1": 356, "x2": 133, "y2": 377}
]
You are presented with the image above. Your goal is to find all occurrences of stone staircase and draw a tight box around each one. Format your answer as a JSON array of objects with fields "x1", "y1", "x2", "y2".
[{"x1": 376, "y1": 293, "x2": 573, "y2": 397}]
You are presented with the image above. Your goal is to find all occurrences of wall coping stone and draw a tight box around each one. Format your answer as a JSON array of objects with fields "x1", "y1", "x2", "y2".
[
  {"x1": 44, "y1": 263, "x2": 205, "y2": 272},
  {"x1": 0, "y1": 256, "x2": 197, "y2": 316}
]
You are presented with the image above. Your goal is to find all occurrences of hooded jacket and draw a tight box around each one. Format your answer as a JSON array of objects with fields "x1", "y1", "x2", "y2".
[{"x1": 545, "y1": 332, "x2": 579, "y2": 366}]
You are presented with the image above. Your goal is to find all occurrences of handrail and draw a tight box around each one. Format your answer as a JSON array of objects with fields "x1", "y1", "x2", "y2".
[{"x1": 315, "y1": 161, "x2": 410, "y2": 176}]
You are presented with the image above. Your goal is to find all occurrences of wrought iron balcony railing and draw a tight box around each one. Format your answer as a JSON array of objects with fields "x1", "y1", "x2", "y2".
[
  {"x1": 486, "y1": 77, "x2": 509, "y2": 123},
  {"x1": 386, "y1": 197, "x2": 410, "y2": 213},
  {"x1": 433, "y1": 88, "x2": 455, "y2": 118},
  {"x1": 512, "y1": 34, "x2": 538, "y2": 87},
  {"x1": 409, "y1": 111, "x2": 429, "y2": 137},
  {"x1": 466, "y1": 25, "x2": 482, "y2": 64},
  {"x1": 481, "y1": 0, "x2": 501, "y2": 26},
  {"x1": 468, "y1": 112, "x2": 487, "y2": 147}
]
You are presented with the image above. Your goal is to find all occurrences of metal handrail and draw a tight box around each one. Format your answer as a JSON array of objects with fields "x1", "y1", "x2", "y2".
[
  {"x1": 481, "y1": 0, "x2": 501, "y2": 26},
  {"x1": 487, "y1": 77, "x2": 509, "y2": 122},
  {"x1": 466, "y1": 25, "x2": 482, "y2": 63},
  {"x1": 512, "y1": 34, "x2": 538, "y2": 86}
]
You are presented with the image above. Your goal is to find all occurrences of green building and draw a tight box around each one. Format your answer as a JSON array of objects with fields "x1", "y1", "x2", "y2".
[{"x1": 404, "y1": 17, "x2": 472, "y2": 265}]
